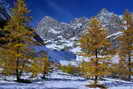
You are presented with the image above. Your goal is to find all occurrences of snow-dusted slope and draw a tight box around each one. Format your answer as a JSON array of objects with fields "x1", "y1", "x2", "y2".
[
  {"x1": 0, "y1": 70, "x2": 133, "y2": 89},
  {"x1": 36, "y1": 16, "x2": 88, "y2": 52}
]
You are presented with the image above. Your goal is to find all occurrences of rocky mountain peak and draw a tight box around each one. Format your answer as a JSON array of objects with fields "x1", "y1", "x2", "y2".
[
  {"x1": 36, "y1": 9, "x2": 123, "y2": 50},
  {"x1": 70, "y1": 17, "x2": 88, "y2": 24},
  {"x1": 99, "y1": 8, "x2": 113, "y2": 16},
  {"x1": 44, "y1": 16, "x2": 58, "y2": 23},
  {"x1": 96, "y1": 9, "x2": 123, "y2": 34},
  {"x1": 38, "y1": 16, "x2": 59, "y2": 26}
]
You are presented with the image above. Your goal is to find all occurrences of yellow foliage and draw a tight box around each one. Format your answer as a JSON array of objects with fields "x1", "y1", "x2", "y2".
[
  {"x1": 79, "y1": 17, "x2": 112, "y2": 84},
  {"x1": 0, "y1": 0, "x2": 36, "y2": 81},
  {"x1": 31, "y1": 57, "x2": 50, "y2": 77},
  {"x1": 118, "y1": 10, "x2": 133, "y2": 80},
  {"x1": 59, "y1": 64, "x2": 80, "y2": 75}
]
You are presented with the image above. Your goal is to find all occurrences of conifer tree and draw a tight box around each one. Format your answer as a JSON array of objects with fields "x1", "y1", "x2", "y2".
[
  {"x1": 31, "y1": 51, "x2": 50, "y2": 79},
  {"x1": 118, "y1": 10, "x2": 133, "y2": 80},
  {"x1": 59, "y1": 64, "x2": 79, "y2": 75},
  {"x1": 79, "y1": 17, "x2": 112, "y2": 85},
  {"x1": 0, "y1": 0, "x2": 34, "y2": 82}
]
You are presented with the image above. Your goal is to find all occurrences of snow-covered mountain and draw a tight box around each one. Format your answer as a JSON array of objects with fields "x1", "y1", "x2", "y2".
[
  {"x1": 96, "y1": 9, "x2": 123, "y2": 34},
  {"x1": 36, "y1": 9, "x2": 123, "y2": 52},
  {"x1": 34, "y1": 9, "x2": 126, "y2": 64}
]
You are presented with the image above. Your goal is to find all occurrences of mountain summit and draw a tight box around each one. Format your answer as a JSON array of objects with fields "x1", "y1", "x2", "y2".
[{"x1": 35, "y1": 9, "x2": 123, "y2": 52}]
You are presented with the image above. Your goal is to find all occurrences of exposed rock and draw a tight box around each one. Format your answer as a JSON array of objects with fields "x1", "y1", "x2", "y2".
[{"x1": 36, "y1": 9, "x2": 124, "y2": 51}]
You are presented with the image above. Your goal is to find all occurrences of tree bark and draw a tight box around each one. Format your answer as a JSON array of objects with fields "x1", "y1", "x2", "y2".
[
  {"x1": 16, "y1": 48, "x2": 21, "y2": 82},
  {"x1": 128, "y1": 53, "x2": 131, "y2": 80},
  {"x1": 16, "y1": 58, "x2": 20, "y2": 82},
  {"x1": 94, "y1": 49, "x2": 98, "y2": 85}
]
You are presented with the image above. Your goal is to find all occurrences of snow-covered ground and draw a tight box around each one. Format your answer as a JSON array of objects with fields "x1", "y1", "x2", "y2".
[{"x1": 0, "y1": 70, "x2": 133, "y2": 89}]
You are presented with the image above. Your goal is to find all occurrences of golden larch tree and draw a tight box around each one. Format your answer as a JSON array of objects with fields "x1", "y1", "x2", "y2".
[
  {"x1": 118, "y1": 10, "x2": 133, "y2": 80},
  {"x1": 0, "y1": 0, "x2": 35, "y2": 82},
  {"x1": 79, "y1": 17, "x2": 112, "y2": 85},
  {"x1": 31, "y1": 51, "x2": 50, "y2": 79}
]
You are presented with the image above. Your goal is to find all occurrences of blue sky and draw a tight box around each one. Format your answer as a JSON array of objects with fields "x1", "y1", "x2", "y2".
[{"x1": 25, "y1": 0, "x2": 133, "y2": 26}]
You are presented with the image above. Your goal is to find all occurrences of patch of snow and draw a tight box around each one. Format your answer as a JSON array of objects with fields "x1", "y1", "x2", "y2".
[
  {"x1": 49, "y1": 27, "x2": 61, "y2": 34},
  {"x1": 70, "y1": 47, "x2": 81, "y2": 54},
  {"x1": 0, "y1": 70, "x2": 133, "y2": 89},
  {"x1": 107, "y1": 32, "x2": 123, "y2": 39},
  {"x1": 111, "y1": 55, "x2": 120, "y2": 64},
  {"x1": 59, "y1": 60, "x2": 78, "y2": 66}
]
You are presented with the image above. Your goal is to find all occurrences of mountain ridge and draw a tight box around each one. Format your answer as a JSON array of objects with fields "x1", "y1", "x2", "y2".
[{"x1": 35, "y1": 9, "x2": 124, "y2": 51}]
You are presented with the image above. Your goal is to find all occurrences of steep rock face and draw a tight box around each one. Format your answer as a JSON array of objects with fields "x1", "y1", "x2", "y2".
[
  {"x1": 36, "y1": 16, "x2": 89, "y2": 50},
  {"x1": 36, "y1": 9, "x2": 123, "y2": 51},
  {"x1": 36, "y1": 16, "x2": 88, "y2": 40},
  {"x1": 96, "y1": 8, "x2": 123, "y2": 34}
]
